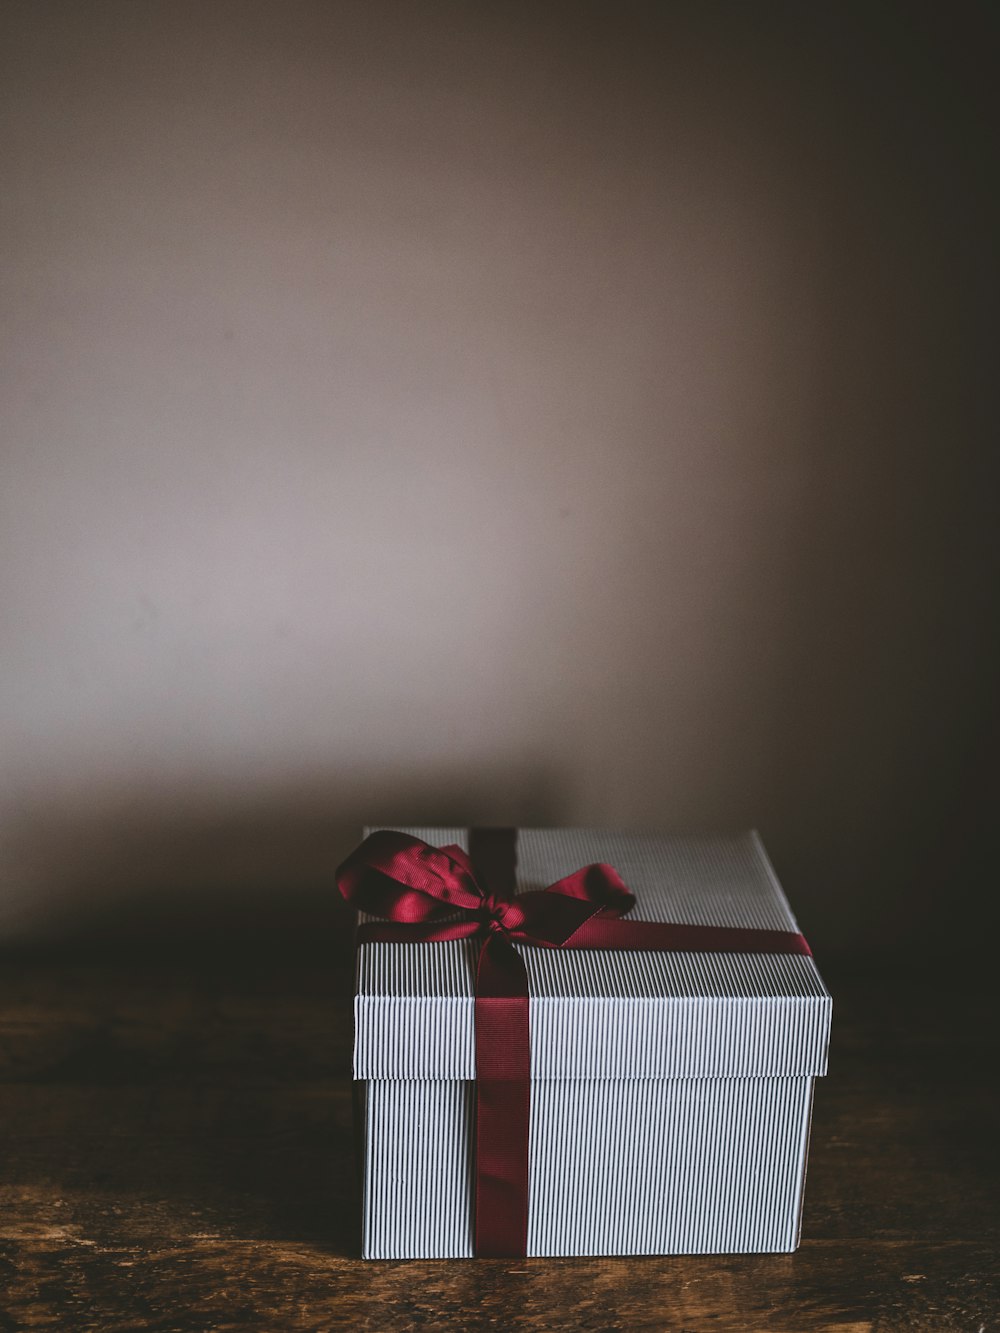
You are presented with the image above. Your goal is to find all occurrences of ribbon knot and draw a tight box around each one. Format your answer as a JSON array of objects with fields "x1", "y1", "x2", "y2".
[
  {"x1": 480, "y1": 894, "x2": 526, "y2": 933},
  {"x1": 337, "y1": 828, "x2": 811, "y2": 1259}
]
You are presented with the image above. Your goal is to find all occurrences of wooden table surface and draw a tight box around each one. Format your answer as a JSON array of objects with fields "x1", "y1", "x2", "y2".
[{"x1": 0, "y1": 945, "x2": 995, "y2": 1332}]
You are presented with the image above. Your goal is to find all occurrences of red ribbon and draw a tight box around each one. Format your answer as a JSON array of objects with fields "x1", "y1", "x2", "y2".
[{"x1": 337, "y1": 829, "x2": 811, "y2": 1258}]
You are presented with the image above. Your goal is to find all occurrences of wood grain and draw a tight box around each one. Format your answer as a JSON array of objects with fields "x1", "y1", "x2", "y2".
[{"x1": 0, "y1": 953, "x2": 995, "y2": 1331}]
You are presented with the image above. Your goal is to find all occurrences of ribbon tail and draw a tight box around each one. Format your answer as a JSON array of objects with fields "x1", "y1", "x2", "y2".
[{"x1": 473, "y1": 931, "x2": 531, "y2": 1259}]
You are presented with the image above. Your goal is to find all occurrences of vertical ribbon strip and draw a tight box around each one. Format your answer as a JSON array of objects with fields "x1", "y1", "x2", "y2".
[
  {"x1": 336, "y1": 829, "x2": 811, "y2": 1258},
  {"x1": 466, "y1": 828, "x2": 529, "y2": 1257}
]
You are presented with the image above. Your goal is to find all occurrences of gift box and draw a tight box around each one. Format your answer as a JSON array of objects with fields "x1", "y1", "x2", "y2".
[{"x1": 342, "y1": 827, "x2": 831, "y2": 1259}]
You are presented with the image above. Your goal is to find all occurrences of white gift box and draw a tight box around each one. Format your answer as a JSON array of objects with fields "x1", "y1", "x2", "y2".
[{"x1": 351, "y1": 828, "x2": 831, "y2": 1259}]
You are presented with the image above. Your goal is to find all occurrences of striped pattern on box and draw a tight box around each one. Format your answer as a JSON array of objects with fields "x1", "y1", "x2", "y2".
[{"x1": 353, "y1": 828, "x2": 832, "y2": 1259}]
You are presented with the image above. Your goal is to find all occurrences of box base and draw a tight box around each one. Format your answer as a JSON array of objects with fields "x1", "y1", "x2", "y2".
[{"x1": 358, "y1": 1075, "x2": 815, "y2": 1259}]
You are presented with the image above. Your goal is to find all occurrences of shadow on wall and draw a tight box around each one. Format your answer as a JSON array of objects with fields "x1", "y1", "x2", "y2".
[
  {"x1": 1, "y1": 766, "x2": 570, "y2": 962},
  {"x1": 4, "y1": 748, "x2": 997, "y2": 971}
]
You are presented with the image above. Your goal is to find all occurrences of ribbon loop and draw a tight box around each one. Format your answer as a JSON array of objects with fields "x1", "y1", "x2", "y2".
[{"x1": 337, "y1": 829, "x2": 485, "y2": 923}]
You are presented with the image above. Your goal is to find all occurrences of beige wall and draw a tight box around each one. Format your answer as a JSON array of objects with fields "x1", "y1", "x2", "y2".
[{"x1": 1, "y1": 2, "x2": 996, "y2": 957}]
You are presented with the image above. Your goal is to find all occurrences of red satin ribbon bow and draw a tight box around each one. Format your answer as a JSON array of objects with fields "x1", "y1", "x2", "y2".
[{"x1": 337, "y1": 829, "x2": 811, "y2": 1258}]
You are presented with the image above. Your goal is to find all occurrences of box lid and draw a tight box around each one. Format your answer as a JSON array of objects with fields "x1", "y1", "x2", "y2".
[{"x1": 353, "y1": 828, "x2": 831, "y2": 1081}]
